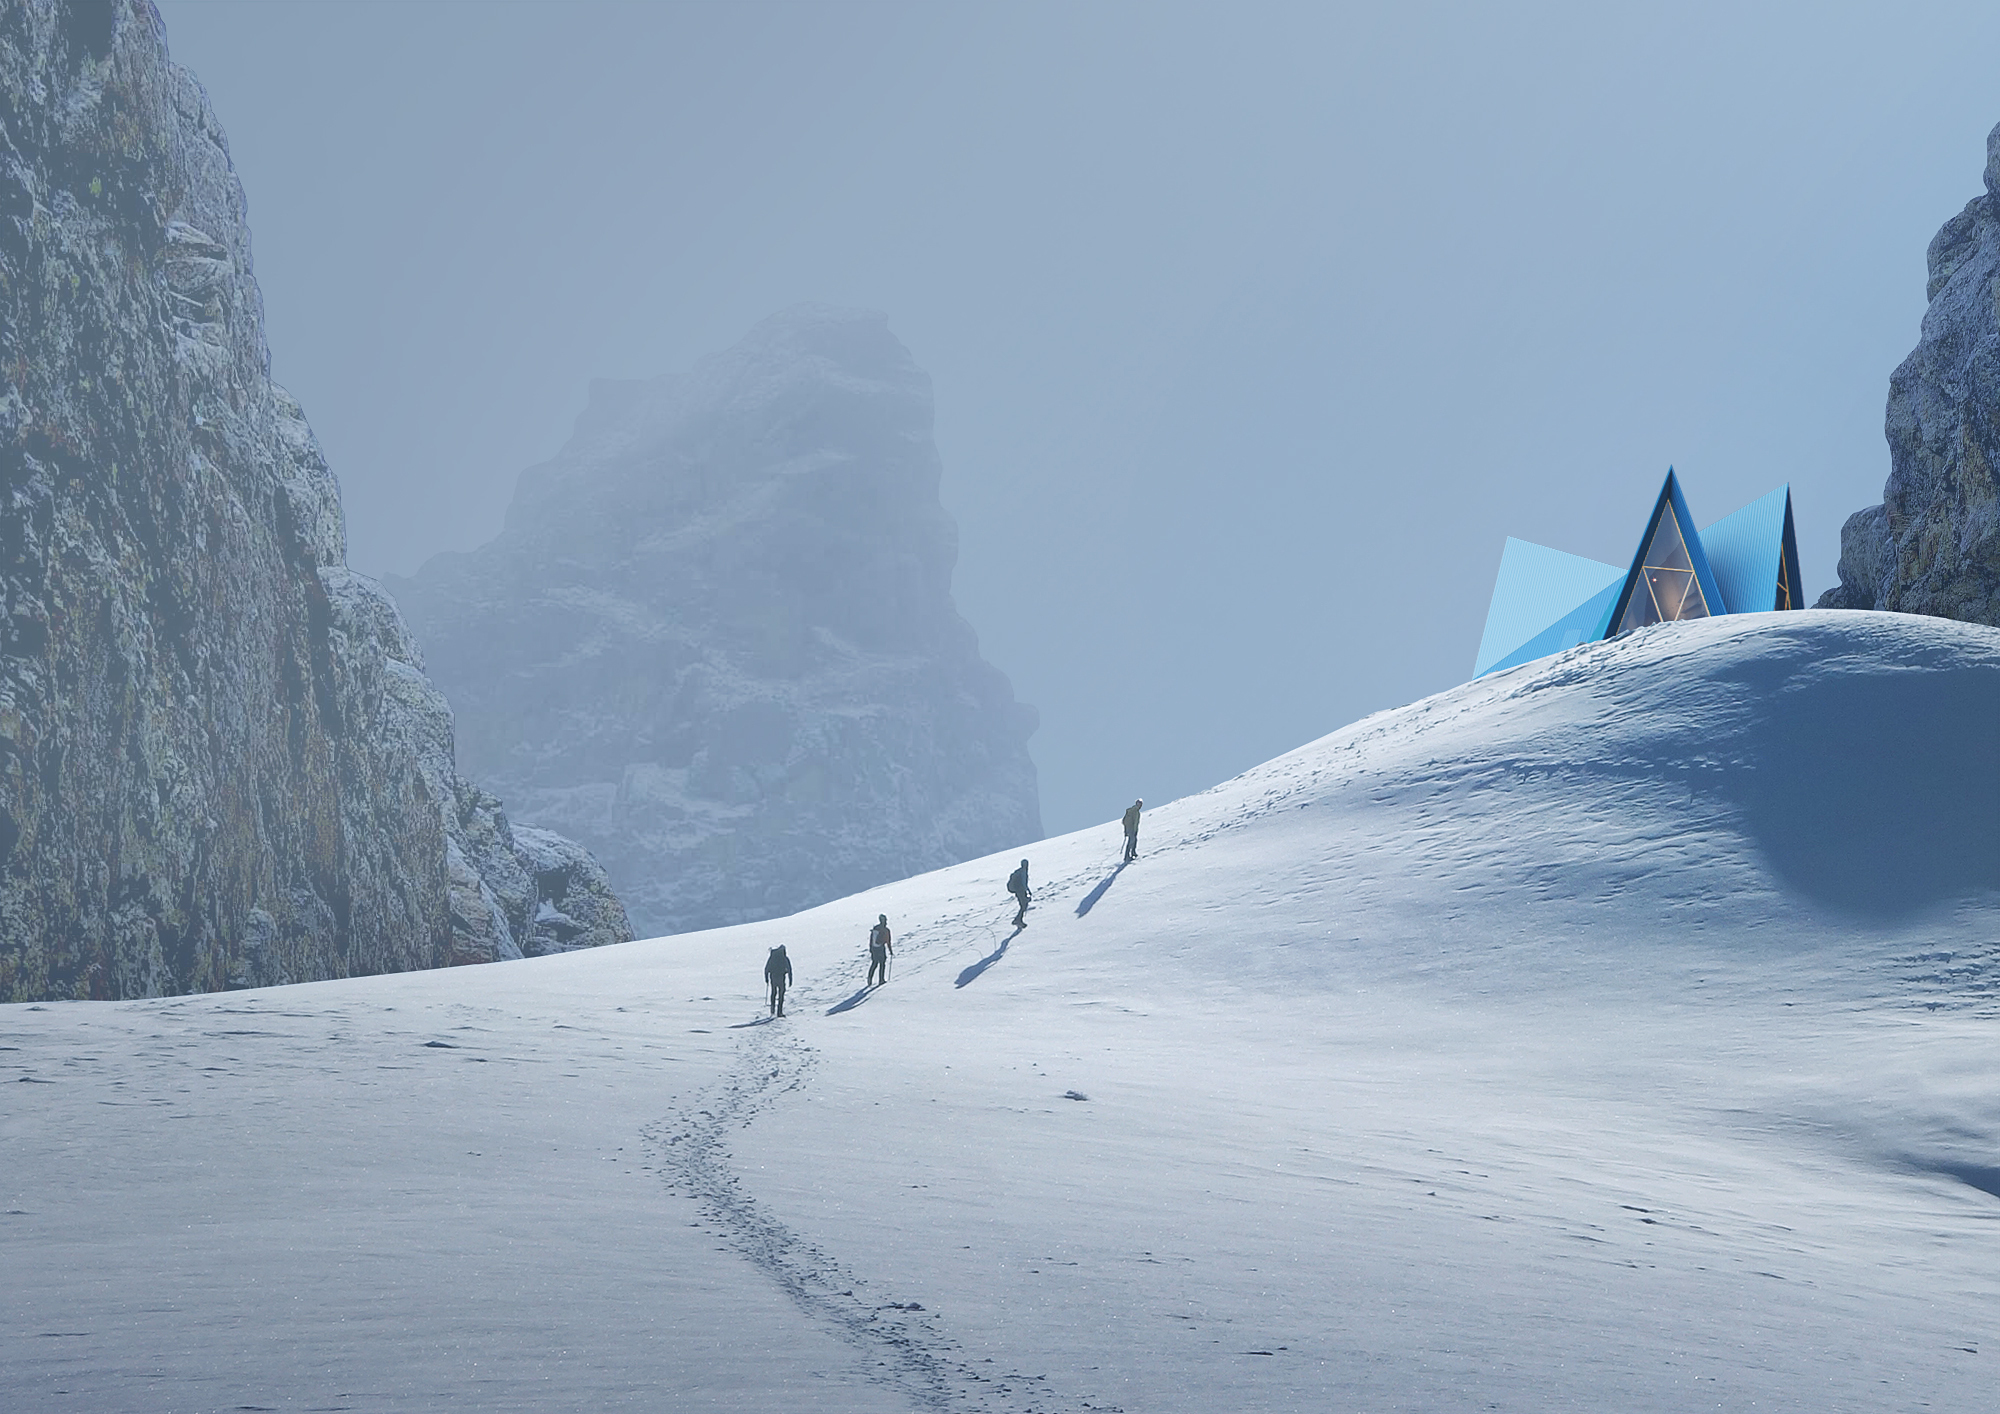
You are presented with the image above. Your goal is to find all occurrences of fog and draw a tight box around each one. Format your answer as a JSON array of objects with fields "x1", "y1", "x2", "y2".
[{"x1": 157, "y1": 0, "x2": 2000, "y2": 836}]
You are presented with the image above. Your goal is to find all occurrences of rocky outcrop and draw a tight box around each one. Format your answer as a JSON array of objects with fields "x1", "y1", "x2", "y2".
[
  {"x1": 0, "y1": 0, "x2": 629, "y2": 1000},
  {"x1": 1820, "y1": 121, "x2": 2000, "y2": 620},
  {"x1": 389, "y1": 306, "x2": 1041, "y2": 938}
]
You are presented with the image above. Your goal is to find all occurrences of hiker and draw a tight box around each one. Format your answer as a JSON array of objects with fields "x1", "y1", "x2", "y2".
[
  {"x1": 1122, "y1": 798, "x2": 1143, "y2": 862},
  {"x1": 1008, "y1": 859, "x2": 1032, "y2": 927},
  {"x1": 764, "y1": 944, "x2": 793, "y2": 1017},
  {"x1": 867, "y1": 914, "x2": 894, "y2": 986}
]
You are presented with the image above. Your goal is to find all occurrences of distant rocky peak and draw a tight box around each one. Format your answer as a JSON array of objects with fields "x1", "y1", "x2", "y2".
[
  {"x1": 503, "y1": 305, "x2": 964, "y2": 664},
  {"x1": 513, "y1": 305, "x2": 933, "y2": 537},
  {"x1": 562, "y1": 306, "x2": 928, "y2": 451},
  {"x1": 391, "y1": 307, "x2": 1040, "y2": 939}
]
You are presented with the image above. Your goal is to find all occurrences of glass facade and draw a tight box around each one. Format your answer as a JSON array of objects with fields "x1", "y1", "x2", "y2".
[
  {"x1": 1475, "y1": 475, "x2": 1803, "y2": 679},
  {"x1": 1615, "y1": 503, "x2": 1710, "y2": 634}
]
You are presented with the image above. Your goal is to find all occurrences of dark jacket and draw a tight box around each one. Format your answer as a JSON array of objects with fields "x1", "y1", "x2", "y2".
[
  {"x1": 1008, "y1": 864, "x2": 1030, "y2": 898},
  {"x1": 1122, "y1": 803, "x2": 1142, "y2": 836},
  {"x1": 868, "y1": 923, "x2": 892, "y2": 956},
  {"x1": 764, "y1": 948, "x2": 793, "y2": 985}
]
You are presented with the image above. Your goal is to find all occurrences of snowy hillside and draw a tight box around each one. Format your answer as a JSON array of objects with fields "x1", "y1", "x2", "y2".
[{"x1": 5, "y1": 611, "x2": 1998, "y2": 1412}]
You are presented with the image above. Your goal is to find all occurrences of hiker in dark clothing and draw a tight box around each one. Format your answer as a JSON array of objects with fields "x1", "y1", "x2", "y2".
[
  {"x1": 765, "y1": 945, "x2": 793, "y2": 1017},
  {"x1": 1008, "y1": 859, "x2": 1032, "y2": 927},
  {"x1": 867, "y1": 914, "x2": 893, "y2": 986},
  {"x1": 1122, "y1": 798, "x2": 1143, "y2": 862}
]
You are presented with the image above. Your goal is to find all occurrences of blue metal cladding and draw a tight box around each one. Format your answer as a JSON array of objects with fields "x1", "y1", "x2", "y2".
[
  {"x1": 1473, "y1": 472, "x2": 1802, "y2": 679},
  {"x1": 1700, "y1": 483, "x2": 1792, "y2": 614},
  {"x1": 1484, "y1": 577, "x2": 1623, "y2": 676},
  {"x1": 1474, "y1": 538, "x2": 1623, "y2": 677},
  {"x1": 1602, "y1": 469, "x2": 1727, "y2": 635},
  {"x1": 1779, "y1": 492, "x2": 1802, "y2": 612}
]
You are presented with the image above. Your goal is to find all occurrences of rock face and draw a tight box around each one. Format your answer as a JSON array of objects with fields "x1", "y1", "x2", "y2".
[
  {"x1": 1820, "y1": 121, "x2": 2000, "y2": 620},
  {"x1": 0, "y1": 0, "x2": 630, "y2": 1000},
  {"x1": 389, "y1": 306, "x2": 1042, "y2": 938}
]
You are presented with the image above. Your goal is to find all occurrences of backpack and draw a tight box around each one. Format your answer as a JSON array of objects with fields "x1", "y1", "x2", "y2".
[{"x1": 1008, "y1": 865, "x2": 1028, "y2": 894}]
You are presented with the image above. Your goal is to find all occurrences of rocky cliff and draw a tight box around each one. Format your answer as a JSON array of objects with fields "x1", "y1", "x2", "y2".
[
  {"x1": 389, "y1": 306, "x2": 1042, "y2": 937},
  {"x1": 0, "y1": 0, "x2": 629, "y2": 1000},
  {"x1": 1820, "y1": 121, "x2": 2000, "y2": 620}
]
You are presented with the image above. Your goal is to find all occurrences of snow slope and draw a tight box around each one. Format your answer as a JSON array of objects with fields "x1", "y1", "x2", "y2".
[{"x1": 5, "y1": 610, "x2": 1999, "y2": 1412}]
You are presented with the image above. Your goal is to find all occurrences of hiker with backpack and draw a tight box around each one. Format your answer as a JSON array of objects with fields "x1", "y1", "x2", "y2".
[
  {"x1": 1008, "y1": 859, "x2": 1032, "y2": 928},
  {"x1": 764, "y1": 945, "x2": 793, "y2": 1017},
  {"x1": 867, "y1": 914, "x2": 894, "y2": 986},
  {"x1": 1122, "y1": 798, "x2": 1143, "y2": 862}
]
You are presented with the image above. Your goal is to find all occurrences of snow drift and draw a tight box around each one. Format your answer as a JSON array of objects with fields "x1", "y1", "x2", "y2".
[{"x1": 4, "y1": 611, "x2": 1998, "y2": 1412}]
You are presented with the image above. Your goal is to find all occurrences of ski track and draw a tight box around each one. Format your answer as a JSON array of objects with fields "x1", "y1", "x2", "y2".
[{"x1": 643, "y1": 863, "x2": 1130, "y2": 1414}]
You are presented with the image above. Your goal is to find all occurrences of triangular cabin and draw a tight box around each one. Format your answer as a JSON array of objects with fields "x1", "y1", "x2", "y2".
[{"x1": 1473, "y1": 471, "x2": 1802, "y2": 679}]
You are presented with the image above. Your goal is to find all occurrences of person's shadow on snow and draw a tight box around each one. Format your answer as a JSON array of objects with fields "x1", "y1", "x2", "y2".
[
  {"x1": 729, "y1": 1015, "x2": 780, "y2": 1029},
  {"x1": 955, "y1": 926, "x2": 1023, "y2": 989},
  {"x1": 1074, "y1": 860, "x2": 1129, "y2": 918},
  {"x1": 825, "y1": 985, "x2": 874, "y2": 1016}
]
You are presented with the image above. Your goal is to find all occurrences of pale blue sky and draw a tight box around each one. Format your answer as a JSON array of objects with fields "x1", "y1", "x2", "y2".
[{"x1": 157, "y1": 0, "x2": 2000, "y2": 836}]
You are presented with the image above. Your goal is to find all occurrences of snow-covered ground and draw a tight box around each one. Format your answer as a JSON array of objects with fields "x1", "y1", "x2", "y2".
[{"x1": 6, "y1": 610, "x2": 1999, "y2": 1412}]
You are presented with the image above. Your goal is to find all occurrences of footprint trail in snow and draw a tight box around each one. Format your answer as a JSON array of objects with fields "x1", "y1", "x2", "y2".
[{"x1": 647, "y1": 1020, "x2": 1105, "y2": 1413}]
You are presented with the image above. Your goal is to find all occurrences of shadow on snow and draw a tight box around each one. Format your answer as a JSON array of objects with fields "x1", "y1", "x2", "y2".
[
  {"x1": 825, "y1": 985, "x2": 875, "y2": 1016},
  {"x1": 1074, "y1": 860, "x2": 1129, "y2": 917},
  {"x1": 955, "y1": 926, "x2": 1024, "y2": 989}
]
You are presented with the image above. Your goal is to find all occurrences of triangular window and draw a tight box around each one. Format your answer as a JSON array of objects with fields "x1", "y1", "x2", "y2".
[{"x1": 1616, "y1": 503, "x2": 1710, "y2": 633}]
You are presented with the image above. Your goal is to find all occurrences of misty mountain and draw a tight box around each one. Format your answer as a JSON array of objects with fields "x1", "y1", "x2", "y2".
[
  {"x1": 389, "y1": 306, "x2": 1041, "y2": 937},
  {"x1": 0, "y1": 1, "x2": 629, "y2": 1000},
  {"x1": 1821, "y1": 119, "x2": 2000, "y2": 620}
]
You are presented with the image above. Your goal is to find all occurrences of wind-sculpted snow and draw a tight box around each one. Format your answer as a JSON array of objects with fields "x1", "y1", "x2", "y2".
[{"x1": 5, "y1": 613, "x2": 1999, "y2": 1410}]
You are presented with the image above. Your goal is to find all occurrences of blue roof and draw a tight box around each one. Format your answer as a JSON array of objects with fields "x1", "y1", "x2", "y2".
[
  {"x1": 1700, "y1": 483, "x2": 1790, "y2": 615},
  {"x1": 1472, "y1": 473, "x2": 1802, "y2": 680},
  {"x1": 1604, "y1": 469, "x2": 1728, "y2": 637},
  {"x1": 1474, "y1": 537, "x2": 1622, "y2": 677}
]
